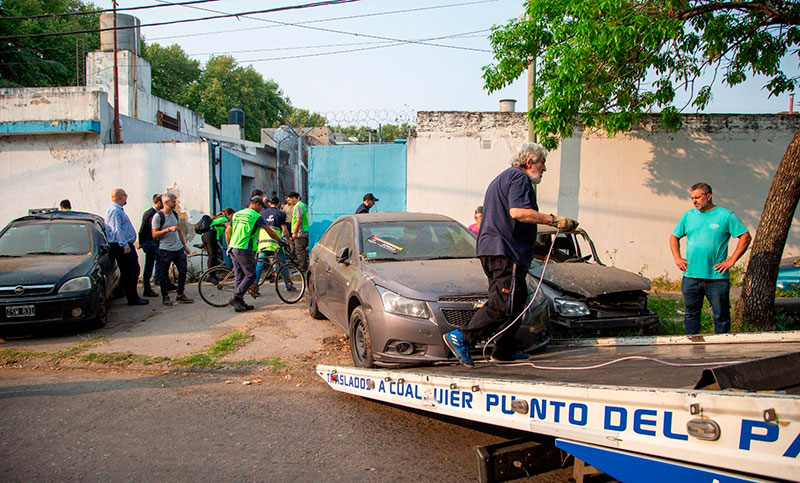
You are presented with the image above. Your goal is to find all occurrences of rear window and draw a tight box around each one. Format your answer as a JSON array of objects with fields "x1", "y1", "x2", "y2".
[
  {"x1": 360, "y1": 221, "x2": 475, "y2": 261},
  {"x1": 0, "y1": 221, "x2": 92, "y2": 256}
]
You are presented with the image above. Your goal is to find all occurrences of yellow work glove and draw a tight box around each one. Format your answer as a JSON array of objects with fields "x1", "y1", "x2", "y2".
[{"x1": 550, "y1": 215, "x2": 578, "y2": 231}]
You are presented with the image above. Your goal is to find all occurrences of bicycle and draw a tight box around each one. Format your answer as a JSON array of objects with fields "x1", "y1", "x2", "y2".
[
  {"x1": 197, "y1": 241, "x2": 306, "y2": 306},
  {"x1": 254, "y1": 241, "x2": 306, "y2": 304}
]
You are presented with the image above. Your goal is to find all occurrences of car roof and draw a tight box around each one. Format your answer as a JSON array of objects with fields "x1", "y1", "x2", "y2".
[
  {"x1": 11, "y1": 210, "x2": 105, "y2": 226},
  {"x1": 343, "y1": 212, "x2": 459, "y2": 224}
]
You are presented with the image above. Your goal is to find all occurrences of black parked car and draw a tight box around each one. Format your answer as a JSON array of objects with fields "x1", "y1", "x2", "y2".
[{"x1": 0, "y1": 211, "x2": 120, "y2": 331}]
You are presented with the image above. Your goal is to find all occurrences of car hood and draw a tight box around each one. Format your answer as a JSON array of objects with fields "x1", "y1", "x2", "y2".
[
  {"x1": 529, "y1": 263, "x2": 650, "y2": 298},
  {"x1": 0, "y1": 255, "x2": 91, "y2": 286},
  {"x1": 364, "y1": 258, "x2": 488, "y2": 302}
]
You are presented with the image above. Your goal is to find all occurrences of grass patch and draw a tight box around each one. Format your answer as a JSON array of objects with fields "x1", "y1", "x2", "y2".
[
  {"x1": 48, "y1": 336, "x2": 108, "y2": 362},
  {"x1": 650, "y1": 273, "x2": 681, "y2": 292},
  {"x1": 647, "y1": 295, "x2": 685, "y2": 335},
  {"x1": 172, "y1": 353, "x2": 218, "y2": 368},
  {"x1": 208, "y1": 331, "x2": 254, "y2": 358},
  {"x1": 0, "y1": 348, "x2": 48, "y2": 363},
  {"x1": 224, "y1": 356, "x2": 289, "y2": 372},
  {"x1": 265, "y1": 356, "x2": 288, "y2": 372},
  {"x1": 80, "y1": 352, "x2": 167, "y2": 366}
]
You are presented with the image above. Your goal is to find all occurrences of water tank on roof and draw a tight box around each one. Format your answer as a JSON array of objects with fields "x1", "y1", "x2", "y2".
[
  {"x1": 228, "y1": 107, "x2": 245, "y2": 126},
  {"x1": 99, "y1": 13, "x2": 141, "y2": 54}
]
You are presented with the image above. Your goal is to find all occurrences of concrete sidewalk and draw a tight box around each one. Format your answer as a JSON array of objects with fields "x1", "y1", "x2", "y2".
[{"x1": 0, "y1": 283, "x2": 349, "y2": 371}]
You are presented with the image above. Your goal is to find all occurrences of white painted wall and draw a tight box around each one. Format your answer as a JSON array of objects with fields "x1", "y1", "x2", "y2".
[
  {"x1": 408, "y1": 111, "x2": 800, "y2": 281},
  {"x1": 0, "y1": 137, "x2": 211, "y2": 251}
]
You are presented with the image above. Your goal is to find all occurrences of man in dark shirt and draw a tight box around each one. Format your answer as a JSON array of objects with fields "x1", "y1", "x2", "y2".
[
  {"x1": 254, "y1": 196, "x2": 292, "y2": 289},
  {"x1": 443, "y1": 143, "x2": 578, "y2": 366},
  {"x1": 355, "y1": 193, "x2": 379, "y2": 214},
  {"x1": 138, "y1": 194, "x2": 163, "y2": 297}
]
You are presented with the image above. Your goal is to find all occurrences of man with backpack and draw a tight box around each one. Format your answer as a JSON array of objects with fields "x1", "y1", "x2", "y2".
[
  {"x1": 151, "y1": 192, "x2": 194, "y2": 306},
  {"x1": 138, "y1": 194, "x2": 164, "y2": 297}
]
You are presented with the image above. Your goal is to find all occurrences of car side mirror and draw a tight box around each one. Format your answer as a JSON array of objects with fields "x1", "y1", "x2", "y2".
[
  {"x1": 98, "y1": 244, "x2": 110, "y2": 255},
  {"x1": 336, "y1": 247, "x2": 350, "y2": 264}
]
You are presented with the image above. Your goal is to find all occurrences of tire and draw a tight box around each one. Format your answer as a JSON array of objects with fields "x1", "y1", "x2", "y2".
[
  {"x1": 88, "y1": 284, "x2": 109, "y2": 329},
  {"x1": 349, "y1": 307, "x2": 375, "y2": 368},
  {"x1": 198, "y1": 266, "x2": 235, "y2": 307},
  {"x1": 256, "y1": 256, "x2": 276, "y2": 287},
  {"x1": 308, "y1": 277, "x2": 325, "y2": 320},
  {"x1": 275, "y1": 262, "x2": 306, "y2": 304}
]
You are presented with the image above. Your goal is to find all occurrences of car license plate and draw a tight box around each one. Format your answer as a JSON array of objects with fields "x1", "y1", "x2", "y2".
[{"x1": 6, "y1": 305, "x2": 35, "y2": 318}]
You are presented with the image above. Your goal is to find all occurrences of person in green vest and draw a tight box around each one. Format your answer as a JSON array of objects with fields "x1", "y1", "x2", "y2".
[
  {"x1": 225, "y1": 196, "x2": 279, "y2": 312},
  {"x1": 287, "y1": 191, "x2": 309, "y2": 271},
  {"x1": 203, "y1": 208, "x2": 234, "y2": 270}
]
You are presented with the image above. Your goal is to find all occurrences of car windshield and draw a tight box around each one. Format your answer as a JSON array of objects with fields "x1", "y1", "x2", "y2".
[
  {"x1": 0, "y1": 221, "x2": 92, "y2": 256},
  {"x1": 360, "y1": 221, "x2": 476, "y2": 261}
]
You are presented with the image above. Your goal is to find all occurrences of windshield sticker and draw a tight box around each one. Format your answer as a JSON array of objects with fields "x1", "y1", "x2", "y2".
[
  {"x1": 364, "y1": 252, "x2": 377, "y2": 258},
  {"x1": 366, "y1": 235, "x2": 403, "y2": 254}
]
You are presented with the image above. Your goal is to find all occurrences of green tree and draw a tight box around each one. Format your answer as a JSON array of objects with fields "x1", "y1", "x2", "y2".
[
  {"x1": 0, "y1": 0, "x2": 100, "y2": 88},
  {"x1": 184, "y1": 55, "x2": 290, "y2": 142},
  {"x1": 283, "y1": 107, "x2": 326, "y2": 128},
  {"x1": 329, "y1": 123, "x2": 411, "y2": 142},
  {"x1": 140, "y1": 42, "x2": 200, "y2": 106},
  {"x1": 483, "y1": 0, "x2": 799, "y2": 330}
]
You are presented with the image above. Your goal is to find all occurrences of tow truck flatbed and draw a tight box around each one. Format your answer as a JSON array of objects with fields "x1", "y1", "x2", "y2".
[{"x1": 318, "y1": 332, "x2": 800, "y2": 482}]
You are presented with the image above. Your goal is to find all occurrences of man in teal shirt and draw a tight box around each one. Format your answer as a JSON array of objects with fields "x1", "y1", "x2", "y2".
[{"x1": 670, "y1": 182, "x2": 751, "y2": 334}]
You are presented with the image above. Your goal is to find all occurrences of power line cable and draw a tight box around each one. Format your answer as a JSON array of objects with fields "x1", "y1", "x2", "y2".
[
  {"x1": 0, "y1": 0, "x2": 365, "y2": 41},
  {"x1": 149, "y1": 0, "x2": 491, "y2": 53},
  {"x1": 148, "y1": 0, "x2": 499, "y2": 42},
  {"x1": 0, "y1": 0, "x2": 227, "y2": 21}
]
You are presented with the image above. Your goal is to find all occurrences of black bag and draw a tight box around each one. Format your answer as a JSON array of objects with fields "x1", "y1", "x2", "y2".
[{"x1": 194, "y1": 214, "x2": 212, "y2": 234}]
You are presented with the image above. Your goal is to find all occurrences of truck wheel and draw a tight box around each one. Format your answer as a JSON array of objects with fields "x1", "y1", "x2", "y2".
[{"x1": 349, "y1": 307, "x2": 374, "y2": 368}]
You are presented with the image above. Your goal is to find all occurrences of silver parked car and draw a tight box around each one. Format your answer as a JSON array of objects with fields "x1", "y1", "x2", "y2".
[
  {"x1": 530, "y1": 226, "x2": 659, "y2": 331},
  {"x1": 308, "y1": 213, "x2": 549, "y2": 367}
]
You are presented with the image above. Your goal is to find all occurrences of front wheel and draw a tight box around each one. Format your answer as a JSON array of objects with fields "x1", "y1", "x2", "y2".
[
  {"x1": 307, "y1": 277, "x2": 325, "y2": 320},
  {"x1": 198, "y1": 266, "x2": 235, "y2": 307},
  {"x1": 349, "y1": 307, "x2": 374, "y2": 368},
  {"x1": 274, "y1": 262, "x2": 306, "y2": 304},
  {"x1": 88, "y1": 283, "x2": 108, "y2": 329}
]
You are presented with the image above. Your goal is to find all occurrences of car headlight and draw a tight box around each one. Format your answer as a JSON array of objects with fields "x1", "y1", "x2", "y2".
[
  {"x1": 58, "y1": 276, "x2": 92, "y2": 294},
  {"x1": 553, "y1": 298, "x2": 590, "y2": 317},
  {"x1": 376, "y1": 286, "x2": 430, "y2": 319}
]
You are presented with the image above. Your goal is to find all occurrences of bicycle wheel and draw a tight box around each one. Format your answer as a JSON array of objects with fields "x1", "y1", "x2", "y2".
[
  {"x1": 198, "y1": 266, "x2": 235, "y2": 307},
  {"x1": 275, "y1": 262, "x2": 306, "y2": 304},
  {"x1": 255, "y1": 254, "x2": 276, "y2": 287}
]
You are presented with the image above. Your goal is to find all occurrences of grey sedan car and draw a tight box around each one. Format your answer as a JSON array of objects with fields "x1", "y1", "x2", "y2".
[{"x1": 308, "y1": 213, "x2": 549, "y2": 367}]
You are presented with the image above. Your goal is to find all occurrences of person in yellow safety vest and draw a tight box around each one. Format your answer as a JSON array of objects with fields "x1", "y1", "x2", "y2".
[
  {"x1": 287, "y1": 191, "x2": 309, "y2": 271},
  {"x1": 252, "y1": 224, "x2": 296, "y2": 296},
  {"x1": 224, "y1": 196, "x2": 279, "y2": 312}
]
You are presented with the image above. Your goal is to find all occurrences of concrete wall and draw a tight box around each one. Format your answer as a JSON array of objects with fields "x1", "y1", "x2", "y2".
[
  {"x1": 0, "y1": 137, "x2": 211, "y2": 250},
  {"x1": 120, "y1": 115, "x2": 200, "y2": 144},
  {"x1": 408, "y1": 111, "x2": 800, "y2": 280}
]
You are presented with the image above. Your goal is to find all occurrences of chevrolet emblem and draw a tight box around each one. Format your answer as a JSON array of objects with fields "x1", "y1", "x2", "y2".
[
  {"x1": 14, "y1": 286, "x2": 24, "y2": 295},
  {"x1": 473, "y1": 299, "x2": 488, "y2": 309}
]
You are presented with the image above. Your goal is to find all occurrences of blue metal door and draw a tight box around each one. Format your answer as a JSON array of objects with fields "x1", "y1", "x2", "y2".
[{"x1": 307, "y1": 144, "x2": 407, "y2": 247}]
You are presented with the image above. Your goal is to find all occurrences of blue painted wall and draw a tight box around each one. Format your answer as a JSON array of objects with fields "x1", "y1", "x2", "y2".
[
  {"x1": 219, "y1": 148, "x2": 243, "y2": 212},
  {"x1": 308, "y1": 144, "x2": 407, "y2": 247}
]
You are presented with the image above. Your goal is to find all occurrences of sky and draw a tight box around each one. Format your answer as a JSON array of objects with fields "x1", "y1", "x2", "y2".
[{"x1": 94, "y1": 0, "x2": 799, "y2": 125}]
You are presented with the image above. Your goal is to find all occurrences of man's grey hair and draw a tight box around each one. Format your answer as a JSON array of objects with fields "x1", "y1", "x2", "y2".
[
  {"x1": 163, "y1": 192, "x2": 177, "y2": 201},
  {"x1": 690, "y1": 182, "x2": 712, "y2": 195},
  {"x1": 511, "y1": 142, "x2": 549, "y2": 167}
]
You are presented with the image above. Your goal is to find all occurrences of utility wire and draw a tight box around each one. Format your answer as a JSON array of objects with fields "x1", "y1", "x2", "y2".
[
  {"x1": 148, "y1": 0, "x2": 499, "y2": 42},
  {"x1": 0, "y1": 0, "x2": 227, "y2": 21},
  {"x1": 150, "y1": 0, "x2": 491, "y2": 53},
  {"x1": 0, "y1": 0, "x2": 365, "y2": 41}
]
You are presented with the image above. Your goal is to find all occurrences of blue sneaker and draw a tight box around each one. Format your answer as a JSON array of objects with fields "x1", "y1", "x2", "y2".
[
  {"x1": 489, "y1": 351, "x2": 531, "y2": 363},
  {"x1": 443, "y1": 329, "x2": 474, "y2": 367}
]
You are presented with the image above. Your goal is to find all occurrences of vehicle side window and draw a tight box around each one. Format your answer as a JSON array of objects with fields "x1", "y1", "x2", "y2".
[
  {"x1": 319, "y1": 223, "x2": 342, "y2": 252},
  {"x1": 95, "y1": 222, "x2": 108, "y2": 244},
  {"x1": 334, "y1": 221, "x2": 355, "y2": 255}
]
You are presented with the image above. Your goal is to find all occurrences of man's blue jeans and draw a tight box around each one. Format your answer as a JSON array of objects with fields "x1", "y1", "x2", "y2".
[
  {"x1": 255, "y1": 249, "x2": 291, "y2": 289},
  {"x1": 681, "y1": 277, "x2": 731, "y2": 334}
]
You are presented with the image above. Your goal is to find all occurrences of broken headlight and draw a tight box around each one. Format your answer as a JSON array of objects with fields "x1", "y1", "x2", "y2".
[
  {"x1": 553, "y1": 298, "x2": 590, "y2": 317},
  {"x1": 377, "y1": 286, "x2": 430, "y2": 319}
]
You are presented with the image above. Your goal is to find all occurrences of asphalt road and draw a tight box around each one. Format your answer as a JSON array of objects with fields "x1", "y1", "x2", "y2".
[{"x1": 0, "y1": 367, "x2": 574, "y2": 483}]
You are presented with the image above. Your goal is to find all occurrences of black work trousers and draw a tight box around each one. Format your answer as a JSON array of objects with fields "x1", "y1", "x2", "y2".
[
  {"x1": 461, "y1": 255, "x2": 528, "y2": 359},
  {"x1": 110, "y1": 242, "x2": 141, "y2": 303},
  {"x1": 158, "y1": 249, "x2": 187, "y2": 296},
  {"x1": 141, "y1": 240, "x2": 161, "y2": 292},
  {"x1": 202, "y1": 230, "x2": 223, "y2": 268}
]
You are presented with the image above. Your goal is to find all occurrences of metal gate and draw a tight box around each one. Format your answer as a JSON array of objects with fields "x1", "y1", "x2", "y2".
[{"x1": 307, "y1": 143, "x2": 407, "y2": 246}]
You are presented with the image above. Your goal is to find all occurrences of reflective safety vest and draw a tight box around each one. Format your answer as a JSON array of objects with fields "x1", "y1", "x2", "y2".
[
  {"x1": 291, "y1": 201, "x2": 309, "y2": 234},
  {"x1": 257, "y1": 225, "x2": 281, "y2": 252},
  {"x1": 229, "y1": 208, "x2": 261, "y2": 251},
  {"x1": 210, "y1": 215, "x2": 228, "y2": 241}
]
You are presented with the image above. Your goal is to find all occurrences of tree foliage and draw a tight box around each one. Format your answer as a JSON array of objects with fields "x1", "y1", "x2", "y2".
[
  {"x1": 329, "y1": 123, "x2": 413, "y2": 142},
  {"x1": 0, "y1": 0, "x2": 101, "y2": 88},
  {"x1": 483, "y1": 0, "x2": 799, "y2": 149},
  {"x1": 140, "y1": 42, "x2": 200, "y2": 106},
  {"x1": 283, "y1": 107, "x2": 326, "y2": 128},
  {"x1": 483, "y1": 0, "x2": 799, "y2": 330}
]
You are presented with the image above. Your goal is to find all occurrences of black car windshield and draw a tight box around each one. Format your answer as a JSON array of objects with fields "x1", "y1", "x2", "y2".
[
  {"x1": 360, "y1": 221, "x2": 476, "y2": 261},
  {"x1": 0, "y1": 221, "x2": 92, "y2": 256}
]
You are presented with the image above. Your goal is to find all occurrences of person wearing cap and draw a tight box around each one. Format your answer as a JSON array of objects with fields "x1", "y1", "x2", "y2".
[
  {"x1": 355, "y1": 193, "x2": 379, "y2": 214},
  {"x1": 226, "y1": 196, "x2": 277, "y2": 312},
  {"x1": 253, "y1": 196, "x2": 293, "y2": 295},
  {"x1": 287, "y1": 191, "x2": 309, "y2": 271}
]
